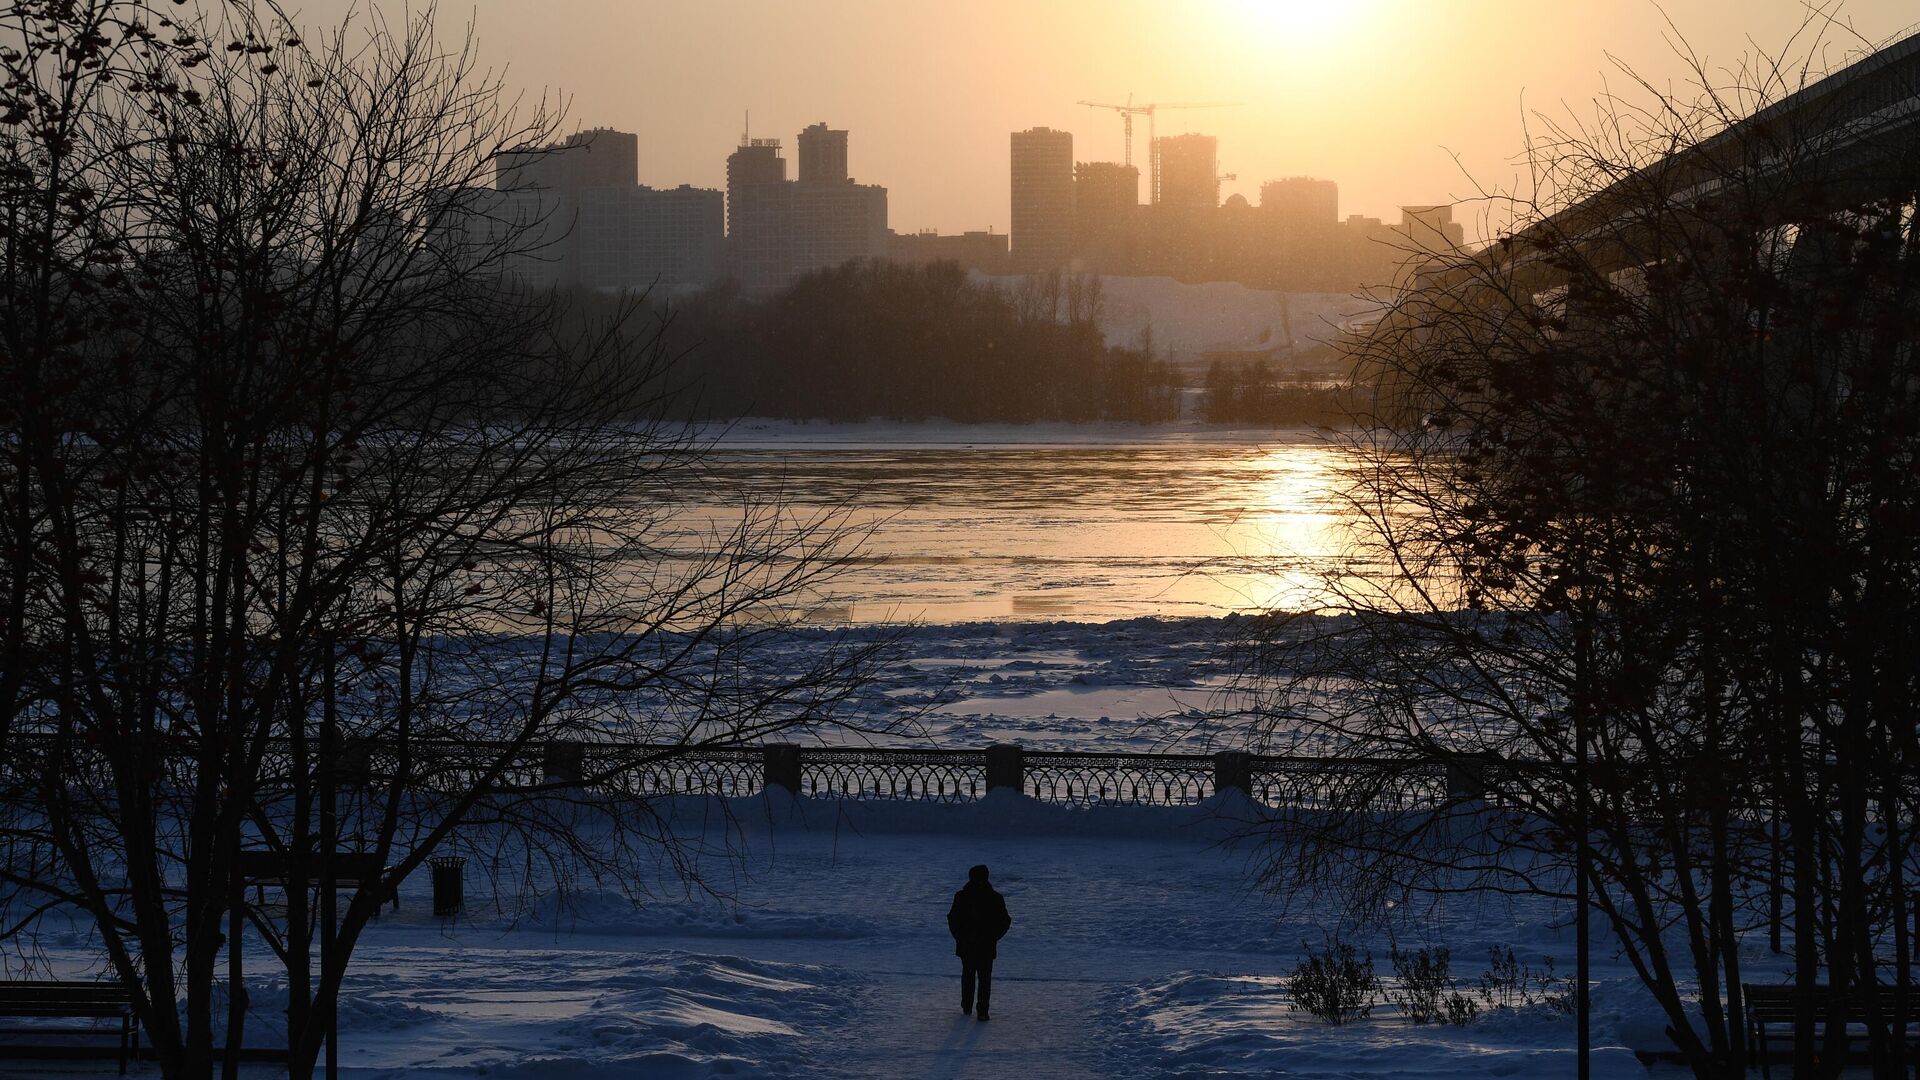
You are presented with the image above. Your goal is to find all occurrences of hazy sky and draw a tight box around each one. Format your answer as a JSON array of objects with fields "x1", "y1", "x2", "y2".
[{"x1": 296, "y1": 1, "x2": 1915, "y2": 235}]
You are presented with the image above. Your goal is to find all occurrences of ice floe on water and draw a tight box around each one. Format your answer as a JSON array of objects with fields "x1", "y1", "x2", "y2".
[{"x1": 790, "y1": 615, "x2": 1257, "y2": 751}]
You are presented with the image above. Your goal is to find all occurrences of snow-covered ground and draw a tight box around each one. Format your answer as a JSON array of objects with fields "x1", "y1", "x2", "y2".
[
  {"x1": 5, "y1": 615, "x2": 1796, "y2": 1078},
  {"x1": 6, "y1": 791, "x2": 1675, "y2": 1079}
]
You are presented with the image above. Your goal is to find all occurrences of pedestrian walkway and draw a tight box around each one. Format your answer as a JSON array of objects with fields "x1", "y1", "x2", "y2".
[{"x1": 823, "y1": 969, "x2": 1104, "y2": 1079}]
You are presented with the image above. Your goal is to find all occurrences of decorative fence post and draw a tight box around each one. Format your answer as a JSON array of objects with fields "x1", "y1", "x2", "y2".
[
  {"x1": 335, "y1": 738, "x2": 374, "y2": 791},
  {"x1": 1445, "y1": 752, "x2": 1495, "y2": 802},
  {"x1": 985, "y1": 743, "x2": 1024, "y2": 794},
  {"x1": 543, "y1": 740, "x2": 585, "y2": 786},
  {"x1": 763, "y1": 744, "x2": 803, "y2": 795},
  {"x1": 1213, "y1": 751, "x2": 1252, "y2": 797}
]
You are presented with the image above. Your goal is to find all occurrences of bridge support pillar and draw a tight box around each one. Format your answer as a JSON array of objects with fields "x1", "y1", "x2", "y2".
[
  {"x1": 763, "y1": 744, "x2": 803, "y2": 795},
  {"x1": 1213, "y1": 751, "x2": 1252, "y2": 797},
  {"x1": 985, "y1": 743, "x2": 1024, "y2": 795}
]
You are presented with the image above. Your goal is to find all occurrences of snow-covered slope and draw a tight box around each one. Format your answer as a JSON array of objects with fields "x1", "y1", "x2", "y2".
[{"x1": 977, "y1": 273, "x2": 1382, "y2": 359}]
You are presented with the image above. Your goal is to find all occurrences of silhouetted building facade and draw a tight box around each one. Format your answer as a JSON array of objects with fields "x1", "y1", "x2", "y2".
[
  {"x1": 575, "y1": 185, "x2": 725, "y2": 291},
  {"x1": 1010, "y1": 127, "x2": 1074, "y2": 269},
  {"x1": 1154, "y1": 133, "x2": 1218, "y2": 210},
  {"x1": 1398, "y1": 204, "x2": 1465, "y2": 252},
  {"x1": 1073, "y1": 161, "x2": 1139, "y2": 266},
  {"x1": 726, "y1": 139, "x2": 787, "y2": 237},
  {"x1": 1260, "y1": 177, "x2": 1338, "y2": 230},
  {"x1": 887, "y1": 229, "x2": 1010, "y2": 274},
  {"x1": 479, "y1": 127, "x2": 722, "y2": 292},
  {"x1": 797, "y1": 123, "x2": 849, "y2": 184},
  {"x1": 497, "y1": 127, "x2": 640, "y2": 193},
  {"x1": 426, "y1": 186, "x2": 560, "y2": 288},
  {"x1": 726, "y1": 125, "x2": 889, "y2": 292},
  {"x1": 726, "y1": 139, "x2": 789, "y2": 288}
]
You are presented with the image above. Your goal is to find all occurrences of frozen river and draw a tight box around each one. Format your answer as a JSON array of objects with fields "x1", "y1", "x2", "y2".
[{"x1": 672, "y1": 422, "x2": 1366, "y2": 625}]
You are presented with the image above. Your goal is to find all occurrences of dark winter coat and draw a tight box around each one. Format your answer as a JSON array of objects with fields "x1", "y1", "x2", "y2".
[{"x1": 947, "y1": 880, "x2": 1011, "y2": 959}]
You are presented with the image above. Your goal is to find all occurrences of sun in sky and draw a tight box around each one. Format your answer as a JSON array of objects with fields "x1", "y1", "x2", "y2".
[{"x1": 1219, "y1": 0, "x2": 1384, "y2": 40}]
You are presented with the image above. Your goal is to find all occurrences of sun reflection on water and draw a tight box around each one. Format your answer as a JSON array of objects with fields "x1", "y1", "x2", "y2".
[{"x1": 1208, "y1": 444, "x2": 1354, "y2": 614}]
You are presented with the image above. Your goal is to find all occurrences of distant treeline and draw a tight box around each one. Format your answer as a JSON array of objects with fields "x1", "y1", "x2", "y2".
[
  {"x1": 1201, "y1": 359, "x2": 1356, "y2": 426},
  {"x1": 639, "y1": 261, "x2": 1183, "y2": 422},
  {"x1": 547, "y1": 260, "x2": 1365, "y2": 425}
]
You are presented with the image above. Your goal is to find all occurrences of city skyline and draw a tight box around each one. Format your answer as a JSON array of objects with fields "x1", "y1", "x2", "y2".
[
  {"x1": 6, "y1": 6, "x2": 1920, "y2": 1078},
  {"x1": 288, "y1": 0, "x2": 1916, "y2": 238}
]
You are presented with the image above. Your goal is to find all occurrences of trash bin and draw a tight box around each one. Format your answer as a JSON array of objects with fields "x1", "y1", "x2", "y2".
[{"x1": 429, "y1": 855, "x2": 465, "y2": 917}]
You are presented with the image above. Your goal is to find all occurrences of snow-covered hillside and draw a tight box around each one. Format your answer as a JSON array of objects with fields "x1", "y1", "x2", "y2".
[{"x1": 977, "y1": 274, "x2": 1382, "y2": 360}]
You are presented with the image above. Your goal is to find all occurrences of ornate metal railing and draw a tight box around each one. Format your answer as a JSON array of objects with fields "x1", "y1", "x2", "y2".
[
  {"x1": 1248, "y1": 757, "x2": 1456, "y2": 812},
  {"x1": 6, "y1": 733, "x2": 1536, "y2": 810},
  {"x1": 1024, "y1": 750, "x2": 1217, "y2": 806},
  {"x1": 794, "y1": 748, "x2": 987, "y2": 802}
]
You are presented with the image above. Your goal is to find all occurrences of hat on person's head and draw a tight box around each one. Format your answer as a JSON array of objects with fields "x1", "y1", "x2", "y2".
[{"x1": 969, "y1": 864, "x2": 989, "y2": 883}]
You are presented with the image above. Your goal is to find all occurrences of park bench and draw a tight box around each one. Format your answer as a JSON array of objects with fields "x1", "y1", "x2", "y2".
[
  {"x1": 0, "y1": 980, "x2": 139, "y2": 1074},
  {"x1": 1744, "y1": 982, "x2": 1920, "y2": 1076},
  {"x1": 236, "y1": 850, "x2": 399, "y2": 916}
]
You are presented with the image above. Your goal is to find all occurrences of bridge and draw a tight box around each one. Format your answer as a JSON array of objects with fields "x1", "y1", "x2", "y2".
[
  {"x1": 1358, "y1": 28, "x2": 1920, "y2": 427},
  {"x1": 1396, "y1": 29, "x2": 1920, "y2": 294}
]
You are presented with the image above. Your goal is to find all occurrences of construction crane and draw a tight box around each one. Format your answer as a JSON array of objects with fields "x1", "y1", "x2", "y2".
[{"x1": 1075, "y1": 96, "x2": 1240, "y2": 204}]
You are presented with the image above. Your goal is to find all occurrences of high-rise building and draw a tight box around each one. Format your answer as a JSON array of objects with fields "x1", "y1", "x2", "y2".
[
  {"x1": 726, "y1": 141, "x2": 787, "y2": 187},
  {"x1": 427, "y1": 187, "x2": 564, "y2": 288},
  {"x1": 480, "y1": 127, "x2": 722, "y2": 292},
  {"x1": 1010, "y1": 127, "x2": 1074, "y2": 269},
  {"x1": 1399, "y1": 205, "x2": 1465, "y2": 252},
  {"x1": 787, "y1": 180, "x2": 888, "y2": 281},
  {"x1": 1154, "y1": 133, "x2": 1218, "y2": 210},
  {"x1": 726, "y1": 126, "x2": 888, "y2": 292},
  {"x1": 496, "y1": 127, "x2": 639, "y2": 193},
  {"x1": 726, "y1": 139, "x2": 787, "y2": 239},
  {"x1": 1074, "y1": 162, "x2": 1138, "y2": 235},
  {"x1": 797, "y1": 123, "x2": 849, "y2": 184},
  {"x1": 1073, "y1": 161, "x2": 1139, "y2": 267},
  {"x1": 1259, "y1": 177, "x2": 1338, "y2": 230},
  {"x1": 575, "y1": 185, "x2": 725, "y2": 291}
]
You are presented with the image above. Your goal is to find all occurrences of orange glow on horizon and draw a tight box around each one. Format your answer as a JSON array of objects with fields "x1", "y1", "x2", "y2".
[{"x1": 283, "y1": 0, "x2": 1917, "y2": 239}]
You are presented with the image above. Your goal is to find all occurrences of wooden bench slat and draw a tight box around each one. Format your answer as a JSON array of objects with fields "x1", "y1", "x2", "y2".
[
  {"x1": 1745, "y1": 982, "x2": 1920, "y2": 1080},
  {"x1": 236, "y1": 850, "x2": 386, "y2": 885},
  {"x1": 1745, "y1": 988, "x2": 1920, "y2": 1020},
  {"x1": 0, "y1": 982, "x2": 136, "y2": 1075}
]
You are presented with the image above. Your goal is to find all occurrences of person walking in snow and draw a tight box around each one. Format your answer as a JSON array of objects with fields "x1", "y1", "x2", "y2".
[{"x1": 947, "y1": 864, "x2": 1012, "y2": 1021}]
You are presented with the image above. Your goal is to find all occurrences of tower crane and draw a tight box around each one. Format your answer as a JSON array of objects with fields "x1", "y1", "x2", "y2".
[{"x1": 1075, "y1": 96, "x2": 1240, "y2": 204}]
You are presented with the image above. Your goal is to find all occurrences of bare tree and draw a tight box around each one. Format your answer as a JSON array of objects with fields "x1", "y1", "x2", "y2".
[
  {"x1": 1233, "y1": 25, "x2": 1920, "y2": 1080},
  {"x1": 0, "y1": 4, "x2": 898, "y2": 1078}
]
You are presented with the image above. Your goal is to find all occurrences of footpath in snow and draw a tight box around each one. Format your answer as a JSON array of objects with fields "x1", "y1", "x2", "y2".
[
  {"x1": 1, "y1": 614, "x2": 1737, "y2": 1078},
  {"x1": 2, "y1": 790, "x2": 1691, "y2": 1079}
]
